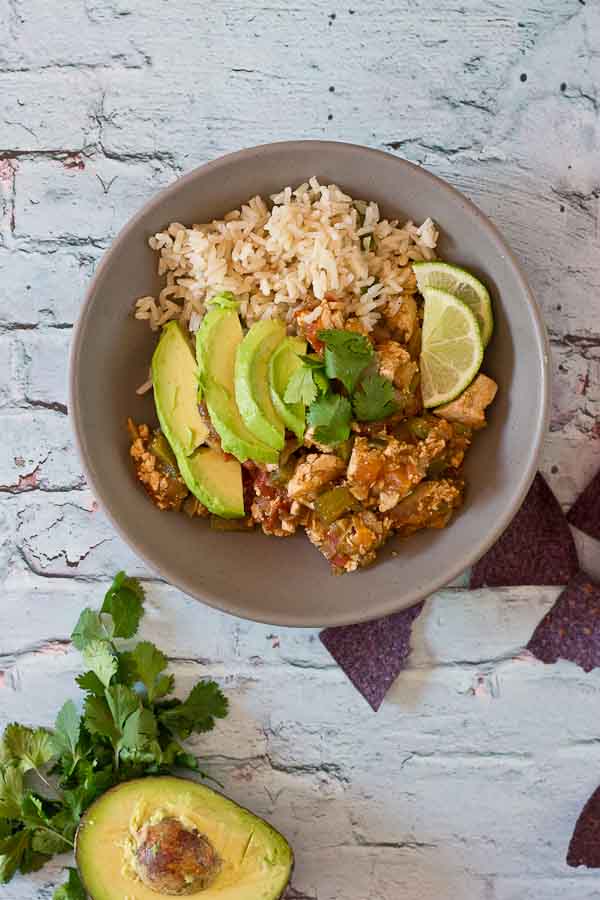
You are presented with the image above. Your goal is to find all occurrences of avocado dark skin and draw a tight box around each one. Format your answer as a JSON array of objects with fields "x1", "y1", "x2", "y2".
[{"x1": 134, "y1": 817, "x2": 220, "y2": 895}]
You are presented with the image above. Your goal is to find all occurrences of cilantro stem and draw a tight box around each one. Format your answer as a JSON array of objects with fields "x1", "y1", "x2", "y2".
[{"x1": 35, "y1": 769, "x2": 52, "y2": 790}]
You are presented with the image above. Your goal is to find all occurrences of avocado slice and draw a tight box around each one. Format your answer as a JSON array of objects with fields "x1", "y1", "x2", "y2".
[
  {"x1": 76, "y1": 776, "x2": 293, "y2": 900},
  {"x1": 234, "y1": 320, "x2": 287, "y2": 450},
  {"x1": 268, "y1": 336, "x2": 307, "y2": 441},
  {"x1": 197, "y1": 308, "x2": 278, "y2": 464},
  {"x1": 152, "y1": 322, "x2": 209, "y2": 457},
  {"x1": 179, "y1": 448, "x2": 244, "y2": 519},
  {"x1": 152, "y1": 322, "x2": 244, "y2": 518}
]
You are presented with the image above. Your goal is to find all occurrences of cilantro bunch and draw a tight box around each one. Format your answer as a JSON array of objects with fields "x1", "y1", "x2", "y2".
[
  {"x1": 0, "y1": 573, "x2": 228, "y2": 898},
  {"x1": 284, "y1": 329, "x2": 399, "y2": 444}
]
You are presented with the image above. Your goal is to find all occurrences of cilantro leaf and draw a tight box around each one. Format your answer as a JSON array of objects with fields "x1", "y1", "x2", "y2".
[
  {"x1": 75, "y1": 671, "x2": 105, "y2": 697},
  {"x1": 82, "y1": 641, "x2": 117, "y2": 689},
  {"x1": 20, "y1": 794, "x2": 50, "y2": 831},
  {"x1": 131, "y1": 642, "x2": 173, "y2": 703},
  {"x1": 61, "y1": 766, "x2": 114, "y2": 825},
  {"x1": 17, "y1": 795, "x2": 73, "y2": 855},
  {"x1": 52, "y1": 702, "x2": 82, "y2": 771},
  {"x1": 307, "y1": 393, "x2": 352, "y2": 446},
  {"x1": 84, "y1": 685, "x2": 142, "y2": 761},
  {"x1": 283, "y1": 365, "x2": 318, "y2": 406},
  {"x1": 158, "y1": 682, "x2": 228, "y2": 739},
  {"x1": 313, "y1": 369, "x2": 329, "y2": 395},
  {"x1": 104, "y1": 685, "x2": 139, "y2": 736},
  {"x1": 158, "y1": 741, "x2": 200, "y2": 770},
  {"x1": 121, "y1": 708, "x2": 158, "y2": 753},
  {"x1": 17, "y1": 841, "x2": 47, "y2": 875},
  {"x1": 352, "y1": 374, "x2": 398, "y2": 421},
  {"x1": 116, "y1": 651, "x2": 140, "y2": 687},
  {"x1": 53, "y1": 867, "x2": 86, "y2": 900},
  {"x1": 2, "y1": 725, "x2": 54, "y2": 776},
  {"x1": 318, "y1": 329, "x2": 374, "y2": 392},
  {"x1": 71, "y1": 609, "x2": 112, "y2": 651},
  {"x1": 31, "y1": 830, "x2": 66, "y2": 856},
  {"x1": 83, "y1": 696, "x2": 119, "y2": 745},
  {"x1": 101, "y1": 572, "x2": 144, "y2": 639},
  {"x1": 0, "y1": 767, "x2": 24, "y2": 819},
  {"x1": 0, "y1": 830, "x2": 30, "y2": 883}
]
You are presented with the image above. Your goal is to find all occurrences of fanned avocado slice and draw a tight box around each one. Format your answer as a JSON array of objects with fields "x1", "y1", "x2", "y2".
[
  {"x1": 152, "y1": 322, "x2": 209, "y2": 457},
  {"x1": 75, "y1": 776, "x2": 294, "y2": 900},
  {"x1": 268, "y1": 336, "x2": 307, "y2": 440},
  {"x1": 151, "y1": 322, "x2": 244, "y2": 518},
  {"x1": 178, "y1": 449, "x2": 244, "y2": 519},
  {"x1": 234, "y1": 320, "x2": 287, "y2": 450},
  {"x1": 196, "y1": 308, "x2": 279, "y2": 465}
]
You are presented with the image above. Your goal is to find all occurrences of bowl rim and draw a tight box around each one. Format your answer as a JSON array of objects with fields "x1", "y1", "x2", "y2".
[{"x1": 69, "y1": 139, "x2": 551, "y2": 627}]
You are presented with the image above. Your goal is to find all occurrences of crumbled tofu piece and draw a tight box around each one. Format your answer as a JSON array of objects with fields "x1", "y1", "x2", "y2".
[
  {"x1": 377, "y1": 340, "x2": 419, "y2": 390},
  {"x1": 347, "y1": 426, "x2": 451, "y2": 513},
  {"x1": 346, "y1": 437, "x2": 384, "y2": 502},
  {"x1": 390, "y1": 479, "x2": 464, "y2": 536},
  {"x1": 287, "y1": 453, "x2": 346, "y2": 501},
  {"x1": 384, "y1": 295, "x2": 418, "y2": 342},
  {"x1": 305, "y1": 509, "x2": 391, "y2": 574},
  {"x1": 434, "y1": 374, "x2": 498, "y2": 429},
  {"x1": 128, "y1": 420, "x2": 189, "y2": 511}
]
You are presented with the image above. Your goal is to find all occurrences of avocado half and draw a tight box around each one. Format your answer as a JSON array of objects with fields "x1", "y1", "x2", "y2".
[{"x1": 76, "y1": 776, "x2": 293, "y2": 900}]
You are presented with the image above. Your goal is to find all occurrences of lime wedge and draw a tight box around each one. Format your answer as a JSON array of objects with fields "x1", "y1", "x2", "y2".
[
  {"x1": 420, "y1": 287, "x2": 483, "y2": 408},
  {"x1": 413, "y1": 260, "x2": 494, "y2": 347}
]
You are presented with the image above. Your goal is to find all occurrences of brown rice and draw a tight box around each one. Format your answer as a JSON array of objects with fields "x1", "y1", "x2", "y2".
[{"x1": 134, "y1": 176, "x2": 438, "y2": 337}]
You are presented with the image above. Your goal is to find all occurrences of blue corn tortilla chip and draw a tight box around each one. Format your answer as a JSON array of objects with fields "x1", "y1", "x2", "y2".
[
  {"x1": 567, "y1": 785, "x2": 600, "y2": 868},
  {"x1": 470, "y1": 472, "x2": 579, "y2": 588},
  {"x1": 567, "y1": 469, "x2": 600, "y2": 542},
  {"x1": 320, "y1": 602, "x2": 425, "y2": 711},
  {"x1": 526, "y1": 571, "x2": 600, "y2": 672}
]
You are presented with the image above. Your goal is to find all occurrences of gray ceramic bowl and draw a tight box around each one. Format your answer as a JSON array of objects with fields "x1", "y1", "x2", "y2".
[{"x1": 70, "y1": 141, "x2": 550, "y2": 627}]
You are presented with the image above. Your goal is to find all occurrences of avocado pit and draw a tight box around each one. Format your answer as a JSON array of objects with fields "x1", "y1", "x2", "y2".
[{"x1": 133, "y1": 816, "x2": 219, "y2": 895}]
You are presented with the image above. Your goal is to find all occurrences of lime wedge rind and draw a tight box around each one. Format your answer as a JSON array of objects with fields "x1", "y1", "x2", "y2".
[
  {"x1": 413, "y1": 260, "x2": 494, "y2": 347},
  {"x1": 420, "y1": 287, "x2": 484, "y2": 408}
]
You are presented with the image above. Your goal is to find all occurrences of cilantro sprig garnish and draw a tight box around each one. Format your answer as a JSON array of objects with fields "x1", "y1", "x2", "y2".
[
  {"x1": 284, "y1": 365, "x2": 318, "y2": 406},
  {"x1": 284, "y1": 353, "x2": 329, "y2": 406},
  {"x1": 279, "y1": 329, "x2": 401, "y2": 445},
  {"x1": 318, "y1": 329, "x2": 374, "y2": 393},
  {"x1": 352, "y1": 373, "x2": 399, "y2": 422},
  {"x1": 0, "y1": 572, "x2": 228, "y2": 897},
  {"x1": 307, "y1": 392, "x2": 353, "y2": 445}
]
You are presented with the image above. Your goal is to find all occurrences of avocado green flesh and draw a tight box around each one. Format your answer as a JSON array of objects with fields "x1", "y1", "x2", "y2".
[
  {"x1": 197, "y1": 309, "x2": 278, "y2": 465},
  {"x1": 152, "y1": 322, "x2": 209, "y2": 457},
  {"x1": 152, "y1": 322, "x2": 244, "y2": 518},
  {"x1": 234, "y1": 321, "x2": 287, "y2": 450},
  {"x1": 268, "y1": 337, "x2": 307, "y2": 440},
  {"x1": 76, "y1": 776, "x2": 293, "y2": 900},
  {"x1": 179, "y1": 449, "x2": 244, "y2": 519}
]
